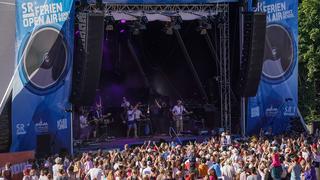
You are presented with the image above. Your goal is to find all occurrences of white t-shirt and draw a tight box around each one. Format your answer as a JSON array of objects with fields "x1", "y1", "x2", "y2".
[
  {"x1": 172, "y1": 105, "x2": 186, "y2": 119},
  {"x1": 87, "y1": 167, "x2": 104, "y2": 180},
  {"x1": 221, "y1": 164, "x2": 235, "y2": 180},
  {"x1": 80, "y1": 115, "x2": 88, "y2": 128},
  {"x1": 121, "y1": 101, "x2": 130, "y2": 108},
  {"x1": 128, "y1": 110, "x2": 135, "y2": 121},
  {"x1": 226, "y1": 135, "x2": 231, "y2": 145},
  {"x1": 52, "y1": 164, "x2": 63, "y2": 180},
  {"x1": 142, "y1": 166, "x2": 152, "y2": 175},
  {"x1": 134, "y1": 109, "x2": 143, "y2": 120}
]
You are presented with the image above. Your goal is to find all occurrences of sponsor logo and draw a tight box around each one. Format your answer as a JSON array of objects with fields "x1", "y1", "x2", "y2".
[
  {"x1": 57, "y1": 118, "x2": 67, "y2": 130},
  {"x1": 265, "y1": 106, "x2": 278, "y2": 117},
  {"x1": 35, "y1": 119, "x2": 48, "y2": 133},
  {"x1": 283, "y1": 105, "x2": 296, "y2": 116},
  {"x1": 251, "y1": 106, "x2": 260, "y2": 118},
  {"x1": 16, "y1": 124, "x2": 26, "y2": 135}
]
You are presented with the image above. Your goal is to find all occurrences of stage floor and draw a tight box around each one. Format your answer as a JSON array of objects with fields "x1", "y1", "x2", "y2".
[{"x1": 73, "y1": 134, "x2": 212, "y2": 153}]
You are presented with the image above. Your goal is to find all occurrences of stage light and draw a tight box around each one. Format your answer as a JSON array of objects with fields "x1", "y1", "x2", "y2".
[
  {"x1": 165, "y1": 28, "x2": 173, "y2": 35},
  {"x1": 162, "y1": 15, "x2": 182, "y2": 35},
  {"x1": 163, "y1": 22, "x2": 173, "y2": 35},
  {"x1": 170, "y1": 15, "x2": 182, "y2": 30},
  {"x1": 120, "y1": 19, "x2": 126, "y2": 24},
  {"x1": 136, "y1": 15, "x2": 148, "y2": 30},
  {"x1": 129, "y1": 16, "x2": 148, "y2": 35},
  {"x1": 105, "y1": 15, "x2": 115, "y2": 31},
  {"x1": 200, "y1": 29, "x2": 207, "y2": 35},
  {"x1": 197, "y1": 17, "x2": 212, "y2": 35},
  {"x1": 132, "y1": 28, "x2": 140, "y2": 35}
]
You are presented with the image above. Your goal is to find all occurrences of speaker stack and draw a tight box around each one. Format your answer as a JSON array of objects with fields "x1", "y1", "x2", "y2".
[
  {"x1": 70, "y1": 12, "x2": 105, "y2": 106},
  {"x1": 240, "y1": 12, "x2": 266, "y2": 97}
]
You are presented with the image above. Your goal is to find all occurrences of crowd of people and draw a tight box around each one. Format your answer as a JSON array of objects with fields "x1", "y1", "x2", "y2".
[{"x1": 2, "y1": 132, "x2": 320, "y2": 180}]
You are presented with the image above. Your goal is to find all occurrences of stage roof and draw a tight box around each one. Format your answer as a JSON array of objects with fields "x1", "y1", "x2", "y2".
[{"x1": 87, "y1": 0, "x2": 238, "y2": 4}]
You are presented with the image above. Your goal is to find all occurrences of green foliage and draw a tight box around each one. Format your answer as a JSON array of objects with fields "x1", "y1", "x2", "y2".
[{"x1": 298, "y1": 0, "x2": 320, "y2": 123}]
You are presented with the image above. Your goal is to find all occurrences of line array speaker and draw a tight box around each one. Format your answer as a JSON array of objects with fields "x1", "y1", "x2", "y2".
[
  {"x1": 36, "y1": 134, "x2": 51, "y2": 158},
  {"x1": 70, "y1": 12, "x2": 104, "y2": 106},
  {"x1": 240, "y1": 12, "x2": 266, "y2": 97}
]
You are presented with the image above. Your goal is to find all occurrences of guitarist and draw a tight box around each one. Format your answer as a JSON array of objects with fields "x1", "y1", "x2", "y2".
[
  {"x1": 126, "y1": 104, "x2": 138, "y2": 138},
  {"x1": 171, "y1": 100, "x2": 191, "y2": 134},
  {"x1": 79, "y1": 110, "x2": 90, "y2": 140}
]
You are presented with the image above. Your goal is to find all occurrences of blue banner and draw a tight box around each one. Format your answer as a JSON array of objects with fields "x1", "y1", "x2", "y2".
[
  {"x1": 11, "y1": 0, "x2": 74, "y2": 153},
  {"x1": 246, "y1": 0, "x2": 298, "y2": 135}
]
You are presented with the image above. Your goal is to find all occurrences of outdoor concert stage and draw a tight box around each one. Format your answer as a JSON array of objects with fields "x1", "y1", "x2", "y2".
[
  {"x1": 71, "y1": 1, "x2": 242, "y2": 146},
  {"x1": 2, "y1": 0, "x2": 300, "y2": 156}
]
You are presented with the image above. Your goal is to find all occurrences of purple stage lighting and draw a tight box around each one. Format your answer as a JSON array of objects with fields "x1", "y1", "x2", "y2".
[
  {"x1": 120, "y1": 29, "x2": 125, "y2": 33},
  {"x1": 120, "y1": 19, "x2": 126, "y2": 24}
]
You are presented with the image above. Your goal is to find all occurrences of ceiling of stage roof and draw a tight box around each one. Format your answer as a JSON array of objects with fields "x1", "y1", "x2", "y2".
[{"x1": 86, "y1": 0, "x2": 238, "y2": 4}]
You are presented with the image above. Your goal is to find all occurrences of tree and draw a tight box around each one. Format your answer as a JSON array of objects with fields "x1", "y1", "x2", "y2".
[{"x1": 298, "y1": 0, "x2": 320, "y2": 123}]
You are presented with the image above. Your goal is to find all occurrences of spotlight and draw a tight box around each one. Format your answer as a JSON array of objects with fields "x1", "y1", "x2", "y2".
[
  {"x1": 129, "y1": 15, "x2": 148, "y2": 35},
  {"x1": 197, "y1": 17, "x2": 212, "y2": 35},
  {"x1": 136, "y1": 15, "x2": 148, "y2": 30},
  {"x1": 163, "y1": 22, "x2": 173, "y2": 35},
  {"x1": 132, "y1": 28, "x2": 140, "y2": 35},
  {"x1": 199, "y1": 29, "x2": 207, "y2": 35},
  {"x1": 170, "y1": 15, "x2": 182, "y2": 30},
  {"x1": 105, "y1": 15, "x2": 115, "y2": 31}
]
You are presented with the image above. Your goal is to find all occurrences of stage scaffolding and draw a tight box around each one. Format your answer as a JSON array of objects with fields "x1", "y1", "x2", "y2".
[{"x1": 81, "y1": 3, "x2": 232, "y2": 131}]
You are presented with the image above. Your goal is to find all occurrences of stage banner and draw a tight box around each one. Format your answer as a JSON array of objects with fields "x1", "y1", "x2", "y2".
[
  {"x1": 11, "y1": 0, "x2": 74, "y2": 153},
  {"x1": 246, "y1": 0, "x2": 298, "y2": 135}
]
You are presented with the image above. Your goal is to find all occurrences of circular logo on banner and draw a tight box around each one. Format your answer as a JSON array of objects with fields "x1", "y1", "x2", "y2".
[
  {"x1": 20, "y1": 27, "x2": 69, "y2": 94},
  {"x1": 262, "y1": 24, "x2": 294, "y2": 82}
]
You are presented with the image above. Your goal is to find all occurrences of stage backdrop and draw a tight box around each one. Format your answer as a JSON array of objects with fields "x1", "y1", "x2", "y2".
[
  {"x1": 246, "y1": 0, "x2": 298, "y2": 135},
  {"x1": 11, "y1": 0, "x2": 74, "y2": 153}
]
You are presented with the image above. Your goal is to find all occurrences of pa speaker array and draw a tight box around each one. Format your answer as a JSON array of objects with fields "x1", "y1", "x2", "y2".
[
  {"x1": 70, "y1": 12, "x2": 104, "y2": 106},
  {"x1": 240, "y1": 12, "x2": 266, "y2": 97}
]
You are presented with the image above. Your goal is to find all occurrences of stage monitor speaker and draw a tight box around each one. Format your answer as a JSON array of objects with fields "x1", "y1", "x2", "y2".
[
  {"x1": 70, "y1": 12, "x2": 104, "y2": 106},
  {"x1": 240, "y1": 12, "x2": 266, "y2": 97},
  {"x1": 36, "y1": 134, "x2": 51, "y2": 158}
]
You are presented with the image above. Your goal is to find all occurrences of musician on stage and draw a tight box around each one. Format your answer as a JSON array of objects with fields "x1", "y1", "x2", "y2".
[
  {"x1": 134, "y1": 103, "x2": 145, "y2": 122},
  {"x1": 79, "y1": 110, "x2": 90, "y2": 140},
  {"x1": 121, "y1": 97, "x2": 130, "y2": 110},
  {"x1": 172, "y1": 100, "x2": 191, "y2": 134},
  {"x1": 126, "y1": 105, "x2": 138, "y2": 138},
  {"x1": 121, "y1": 97, "x2": 130, "y2": 122},
  {"x1": 135, "y1": 103, "x2": 149, "y2": 136}
]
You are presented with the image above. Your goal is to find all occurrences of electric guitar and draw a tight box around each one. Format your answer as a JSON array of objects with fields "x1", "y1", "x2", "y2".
[{"x1": 172, "y1": 111, "x2": 193, "y2": 121}]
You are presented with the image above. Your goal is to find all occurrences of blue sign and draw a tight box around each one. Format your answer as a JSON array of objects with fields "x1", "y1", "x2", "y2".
[
  {"x1": 246, "y1": 0, "x2": 298, "y2": 135},
  {"x1": 11, "y1": 0, "x2": 74, "y2": 153}
]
